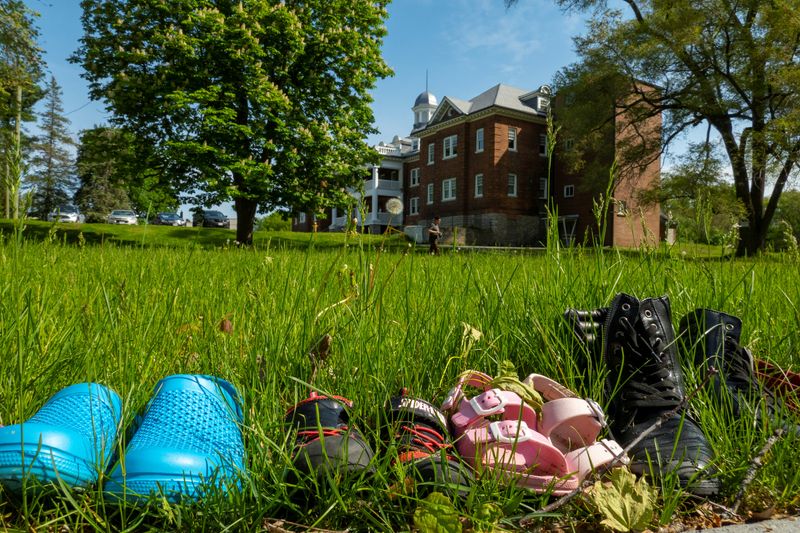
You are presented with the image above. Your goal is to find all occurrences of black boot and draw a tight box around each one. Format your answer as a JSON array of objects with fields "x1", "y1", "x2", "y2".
[
  {"x1": 603, "y1": 293, "x2": 719, "y2": 495},
  {"x1": 679, "y1": 309, "x2": 776, "y2": 422}
]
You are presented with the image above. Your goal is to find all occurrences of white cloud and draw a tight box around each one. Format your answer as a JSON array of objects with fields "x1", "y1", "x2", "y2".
[{"x1": 443, "y1": 0, "x2": 555, "y2": 72}]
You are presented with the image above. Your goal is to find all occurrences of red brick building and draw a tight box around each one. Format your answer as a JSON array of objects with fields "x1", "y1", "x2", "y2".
[{"x1": 293, "y1": 83, "x2": 661, "y2": 247}]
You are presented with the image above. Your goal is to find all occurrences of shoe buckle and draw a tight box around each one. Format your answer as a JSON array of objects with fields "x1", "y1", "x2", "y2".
[
  {"x1": 489, "y1": 420, "x2": 534, "y2": 444},
  {"x1": 469, "y1": 388, "x2": 507, "y2": 417},
  {"x1": 442, "y1": 386, "x2": 462, "y2": 411},
  {"x1": 585, "y1": 398, "x2": 607, "y2": 427}
]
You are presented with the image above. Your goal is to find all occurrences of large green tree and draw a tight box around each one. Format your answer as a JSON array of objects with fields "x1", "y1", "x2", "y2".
[
  {"x1": 73, "y1": 0, "x2": 392, "y2": 244},
  {"x1": 75, "y1": 126, "x2": 178, "y2": 219},
  {"x1": 640, "y1": 142, "x2": 744, "y2": 244},
  {"x1": 508, "y1": 0, "x2": 800, "y2": 255},
  {"x1": 27, "y1": 76, "x2": 75, "y2": 217},
  {"x1": 0, "y1": 0, "x2": 44, "y2": 218}
]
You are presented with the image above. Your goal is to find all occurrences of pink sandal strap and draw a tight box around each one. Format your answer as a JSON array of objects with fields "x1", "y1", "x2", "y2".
[
  {"x1": 540, "y1": 397, "x2": 605, "y2": 449},
  {"x1": 566, "y1": 438, "x2": 628, "y2": 479},
  {"x1": 450, "y1": 388, "x2": 537, "y2": 435},
  {"x1": 441, "y1": 370, "x2": 494, "y2": 411},
  {"x1": 523, "y1": 373, "x2": 608, "y2": 451},
  {"x1": 459, "y1": 420, "x2": 567, "y2": 474}
]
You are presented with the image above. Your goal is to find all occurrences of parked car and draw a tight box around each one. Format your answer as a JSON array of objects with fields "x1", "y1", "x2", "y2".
[
  {"x1": 46, "y1": 205, "x2": 85, "y2": 223},
  {"x1": 153, "y1": 212, "x2": 186, "y2": 226},
  {"x1": 193, "y1": 210, "x2": 229, "y2": 228},
  {"x1": 107, "y1": 209, "x2": 138, "y2": 225}
]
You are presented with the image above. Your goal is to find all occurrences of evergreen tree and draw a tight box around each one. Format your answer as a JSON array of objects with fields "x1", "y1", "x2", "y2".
[
  {"x1": 74, "y1": 127, "x2": 132, "y2": 221},
  {"x1": 27, "y1": 76, "x2": 74, "y2": 217},
  {"x1": 0, "y1": 0, "x2": 44, "y2": 218}
]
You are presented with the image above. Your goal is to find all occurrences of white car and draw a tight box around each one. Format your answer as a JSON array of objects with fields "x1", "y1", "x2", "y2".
[
  {"x1": 47, "y1": 205, "x2": 85, "y2": 223},
  {"x1": 107, "y1": 210, "x2": 138, "y2": 225}
]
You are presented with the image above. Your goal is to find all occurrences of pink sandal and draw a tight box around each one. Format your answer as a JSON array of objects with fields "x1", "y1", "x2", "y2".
[{"x1": 442, "y1": 371, "x2": 626, "y2": 494}]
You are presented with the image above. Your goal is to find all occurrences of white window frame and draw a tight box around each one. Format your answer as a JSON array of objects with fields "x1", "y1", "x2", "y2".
[
  {"x1": 475, "y1": 128, "x2": 484, "y2": 153},
  {"x1": 507, "y1": 174, "x2": 518, "y2": 197},
  {"x1": 442, "y1": 178, "x2": 457, "y2": 202},
  {"x1": 428, "y1": 143, "x2": 435, "y2": 165},
  {"x1": 427, "y1": 183, "x2": 434, "y2": 204},
  {"x1": 564, "y1": 184, "x2": 575, "y2": 198},
  {"x1": 410, "y1": 168, "x2": 420, "y2": 187},
  {"x1": 409, "y1": 197, "x2": 419, "y2": 215},
  {"x1": 443, "y1": 135, "x2": 458, "y2": 159},
  {"x1": 539, "y1": 133, "x2": 547, "y2": 157},
  {"x1": 539, "y1": 177, "x2": 548, "y2": 199},
  {"x1": 474, "y1": 174, "x2": 484, "y2": 198},
  {"x1": 299, "y1": 212, "x2": 306, "y2": 224},
  {"x1": 508, "y1": 127, "x2": 518, "y2": 152}
]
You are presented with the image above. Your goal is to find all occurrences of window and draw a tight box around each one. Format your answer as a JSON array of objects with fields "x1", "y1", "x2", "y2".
[
  {"x1": 564, "y1": 184, "x2": 575, "y2": 198},
  {"x1": 427, "y1": 183, "x2": 434, "y2": 204},
  {"x1": 564, "y1": 138, "x2": 574, "y2": 151},
  {"x1": 443, "y1": 135, "x2": 458, "y2": 159},
  {"x1": 475, "y1": 128, "x2": 484, "y2": 153},
  {"x1": 539, "y1": 134, "x2": 547, "y2": 157},
  {"x1": 474, "y1": 174, "x2": 484, "y2": 198},
  {"x1": 507, "y1": 174, "x2": 518, "y2": 197},
  {"x1": 428, "y1": 143, "x2": 435, "y2": 165},
  {"x1": 299, "y1": 213, "x2": 306, "y2": 224},
  {"x1": 539, "y1": 177, "x2": 548, "y2": 199},
  {"x1": 508, "y1": 127, "x2": 518, "y2": 151},
  {"x1": 616, "y1": 199, "x2": 629, "y2": 216},
  {"x1": 442, "y1": 178, "x2": 457, "y2": 201},
  {"x1": 409, "y1": 197, "x2": 419, "y2": 215},
  {"x1": 410, "y1": 168, "x2": 420, "y2": 187}
]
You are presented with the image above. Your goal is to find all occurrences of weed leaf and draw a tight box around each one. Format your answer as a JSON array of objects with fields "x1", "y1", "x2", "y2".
[
  {"x1": 586, "y1": 467, "x2": 655, "y2": 532},
  {"x1": 413, "y1": 492, "x2": 462, "y2": 533},
  {"x1": 490, "y1": 360, "x2": 543, "y2": 411}
]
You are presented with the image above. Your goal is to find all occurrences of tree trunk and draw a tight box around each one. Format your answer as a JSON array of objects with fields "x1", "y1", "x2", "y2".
[
  {"x1": 13, "y1": 84, "x2": 22, "y2": 220},
  {"x1": 736, "y1": 218, "x2": 767, "y2": 256},
  {"x1": 235, "y1": 196, "x2": 257, "y2": 245}
]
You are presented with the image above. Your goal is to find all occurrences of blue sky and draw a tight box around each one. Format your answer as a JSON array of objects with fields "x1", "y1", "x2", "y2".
[{"x1": 24, "y1": 0, "x2": 590, "y2": 215}]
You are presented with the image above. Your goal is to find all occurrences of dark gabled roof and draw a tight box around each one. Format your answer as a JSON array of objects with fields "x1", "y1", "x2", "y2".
[{"x1": 427, "y1": 84, "x2": 546, "y2": 128}]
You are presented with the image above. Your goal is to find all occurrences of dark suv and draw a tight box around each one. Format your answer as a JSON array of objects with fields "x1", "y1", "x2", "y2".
[{"x1": 193, "y1": 210, "x2": 229, "y2": 228}]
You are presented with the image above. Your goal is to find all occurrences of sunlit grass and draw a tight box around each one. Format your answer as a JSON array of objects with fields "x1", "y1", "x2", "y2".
[{"x1": 0, "y1": 235, "x2": 798, "y2": 530}]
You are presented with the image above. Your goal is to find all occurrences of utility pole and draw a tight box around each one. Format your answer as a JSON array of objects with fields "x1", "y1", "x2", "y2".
[{"x1": 13, "y1": 83, "x2": 21, "y2": 219}]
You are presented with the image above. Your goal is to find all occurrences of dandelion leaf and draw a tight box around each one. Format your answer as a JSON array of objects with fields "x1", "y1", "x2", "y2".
[{"x1": 586, "y1": 467, "x2": 655, "y2": 532}]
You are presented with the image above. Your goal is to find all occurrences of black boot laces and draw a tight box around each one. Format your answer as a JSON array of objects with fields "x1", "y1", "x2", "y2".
[{"x1": 616, "y1": 316, "x2": 683, "y2": 410}]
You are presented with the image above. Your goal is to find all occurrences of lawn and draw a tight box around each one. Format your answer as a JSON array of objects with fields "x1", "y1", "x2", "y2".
[
  {"x1": 0, "y1": 229, "x2": 798, "y2": 531},
  {"x1": 0, "y1": 219, "x2": 413, "y2": 250}
]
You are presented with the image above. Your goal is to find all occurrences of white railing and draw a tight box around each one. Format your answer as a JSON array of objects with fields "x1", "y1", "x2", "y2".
[
  {"x1": 375, "y1": 145, "x2": 402, "y2": 156},
  {"x1": 363, "y1": 179, "x2": 402, "y2": 192}
]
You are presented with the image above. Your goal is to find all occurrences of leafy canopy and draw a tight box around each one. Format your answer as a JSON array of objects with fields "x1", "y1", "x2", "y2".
[
  {"x1": 509, "y1": 0, "x2": 800, "y2": 255},
  {"x1": 73, "y1": 0, "x2": 392, "y2": 243}
]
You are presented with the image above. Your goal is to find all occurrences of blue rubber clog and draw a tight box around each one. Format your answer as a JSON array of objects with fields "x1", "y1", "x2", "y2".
[
  {"x1": 104, "y1": 374, "x2": 245, "y2": 503},
  {"x1": 0, "y1": 383, "x2": 122, "y2": 492}
]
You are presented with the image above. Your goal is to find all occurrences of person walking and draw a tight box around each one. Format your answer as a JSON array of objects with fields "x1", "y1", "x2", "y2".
[{"x1": 428, "y1": 216, "x2": 442, "y2": 255}]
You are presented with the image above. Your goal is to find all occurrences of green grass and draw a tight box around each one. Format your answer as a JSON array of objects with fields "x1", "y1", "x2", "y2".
[
  {"x1": 0, "y1": 219, "x2": 412, "y2": 250},
  {"x1": 1, "y1": 233, "x2": 799, "y2": 531}
]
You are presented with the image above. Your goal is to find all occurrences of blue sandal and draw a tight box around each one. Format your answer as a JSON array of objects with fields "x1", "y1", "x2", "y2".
[
  {"x1": 104, "y1": 374, "x2": 245, "y2": 503},
  {"x1": 0, "y1": 382, "x2": 121, "y2": 492}
]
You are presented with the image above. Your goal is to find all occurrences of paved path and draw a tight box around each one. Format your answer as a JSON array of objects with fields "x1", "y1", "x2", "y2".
[{"x1": 702, "y1": 517, "x2": 798, "y2": 532}]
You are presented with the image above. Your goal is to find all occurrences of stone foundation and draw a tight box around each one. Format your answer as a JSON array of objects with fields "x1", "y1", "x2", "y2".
[{"x1": 430, "y1": 213, "x2": 543, "y2": 246}]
